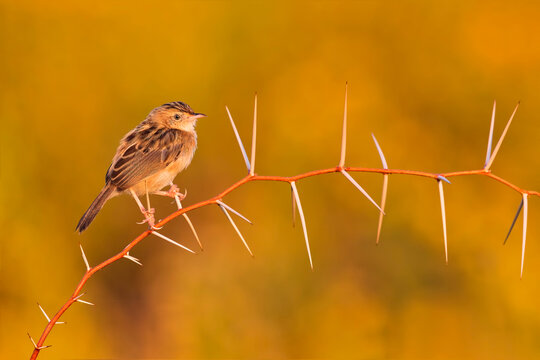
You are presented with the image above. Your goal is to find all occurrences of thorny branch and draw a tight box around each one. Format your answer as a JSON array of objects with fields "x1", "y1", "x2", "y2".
[{"x1": 29, "y1": 89, "x2": 538, "y2": 359}]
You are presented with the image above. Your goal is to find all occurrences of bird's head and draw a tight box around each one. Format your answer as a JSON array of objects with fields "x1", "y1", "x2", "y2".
[{"x1": 151, "y1": 101, "x2": 206, "y2": 131}]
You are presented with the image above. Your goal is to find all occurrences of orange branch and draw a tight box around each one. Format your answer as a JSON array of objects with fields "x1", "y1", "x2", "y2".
[
  {"x1": 28, "y1": 96, "x2": 536, "y2": 358},
  {"x1": 29, "y1": 164, "x2": 538, "y2": 359}
]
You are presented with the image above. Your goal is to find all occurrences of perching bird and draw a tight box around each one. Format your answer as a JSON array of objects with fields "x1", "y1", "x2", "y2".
[{"x1": 76, "y1": 101, "x2": 206, "y2": 233}]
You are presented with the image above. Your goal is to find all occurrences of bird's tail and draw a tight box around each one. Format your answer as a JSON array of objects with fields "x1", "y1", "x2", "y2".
[{"x1": 76, "y1": 184, "x2": 115, "y2": 233}]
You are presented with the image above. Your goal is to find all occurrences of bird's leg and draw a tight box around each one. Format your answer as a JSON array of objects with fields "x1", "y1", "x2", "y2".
[
  {"x1": 129, "y1": 188, "x2": 158, "y2": 230},
  {"x1": 153, "y1": 184, "x2": 187, "y2": 201},
  {"x1": 145, "y1": 180, "x2": 151, "y2": 215}
]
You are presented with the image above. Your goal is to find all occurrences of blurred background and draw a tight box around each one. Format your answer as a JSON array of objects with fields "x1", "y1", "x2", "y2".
[{"x1": 1, "y1": 0, "x2": 540, "y2": 359}]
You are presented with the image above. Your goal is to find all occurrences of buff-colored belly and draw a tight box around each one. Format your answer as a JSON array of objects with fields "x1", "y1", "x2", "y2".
[{"x1": 128, "y1": 154, "x2": 192, "y2": 196}]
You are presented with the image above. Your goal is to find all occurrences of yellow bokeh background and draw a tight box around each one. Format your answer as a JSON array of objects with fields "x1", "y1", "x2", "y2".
[{"x1": 1, "y1": 1, "x2": 540, "y2": 359}]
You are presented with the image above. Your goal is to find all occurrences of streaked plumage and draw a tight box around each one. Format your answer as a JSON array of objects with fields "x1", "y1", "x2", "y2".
[{"x1": 76, "y1": 101, "x2": 205, "y2": 233}]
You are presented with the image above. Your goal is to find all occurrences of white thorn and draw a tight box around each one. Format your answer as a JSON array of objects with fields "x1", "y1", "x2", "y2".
[
  {"x1": 218, "y1": 203, "x2": 253, "y2": 256},
  {"x1": 124, "y1": 252, "x2": 143, "y2": 266},
  {"x1": 291, "y1": 186, "x2": 297, "y2": 227},
  {"x1": 225, "y1": 106, "x2": 251, "y2": 172},
  {"x1": 371, "y1": 133, "x2": 388, "y2": 169},
  {"x1": 37, "y1": 303, "x2": 50, "y2": 322},
  {"x1": 484, "y1": 100, "x2": 496, "y2": 167},
  {"x1": 76, "y1": 299, "x2": 95, "y2": 306},
  {"x1": 438, "y1": 180, "x2": 448, "y2": 264},
  {"x1": 250, "y1": 93, "x2": 258, "y2": 176},
  {"x1": 376, "y1": 174, "x2": 389, "y2": 245},
  {"x1": 216, "y1": 200, "x2": 253, "y2": 224},
  {"x1": 521, "y1": 193, "x2": 529, "y2": 279},
  {"x1": 79, "y1": 244, "x2": 90, "y2": 271},
  {"x1": 171, "y1": 186, "x2": 203, "y2": 250},
  {"x1": 290, "y1": 181, "x2": 313, "y2": 270},
  {"x1": 73, "y1": 292, "x2": 86, "y2": 301},
  {"x1": 27, "y1": 332, "x2": 51, "y2": 350},
  {"x1": 151, "y1": 231, "x2": 196, "y2": 254},
  {"x1": 182, "y1": 213, "x2": 203, "y2": 250},
  {"x1": 485, "y1": 102, "x2": 520, "y2": 170},
  {"x1": 27, "y1": 332, "x2": 37, "y2": 348},
  {"x1": 340, "y1": 169, "x2": 385, "y2": 214},
  {"x1": 339, "y1": 82, "x2": 348, "y2": 168}
]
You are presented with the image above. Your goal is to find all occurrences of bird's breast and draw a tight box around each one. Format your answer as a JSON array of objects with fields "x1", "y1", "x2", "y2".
[{"x1": 128, "y1": 135, "x2": 196, "y2": 196}]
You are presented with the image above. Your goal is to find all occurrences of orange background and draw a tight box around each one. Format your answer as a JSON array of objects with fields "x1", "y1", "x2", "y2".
[{"x1": 1, "y1": 1, "x2": 540, "y2": 359}]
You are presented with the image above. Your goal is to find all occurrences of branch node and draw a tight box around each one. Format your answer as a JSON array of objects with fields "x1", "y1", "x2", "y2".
[
  {"x1": 124, "y1": 252, "x2": 143, "y2": 266},
  {"x1": 38, "y1": 303, "x2": 65, "y2": 324},
  {"x1": 28, "y1": 332, "x2": 51, "y2": 350},
  {"x1": 437, "y1": 175, "x2": 451, "y2": 184}
]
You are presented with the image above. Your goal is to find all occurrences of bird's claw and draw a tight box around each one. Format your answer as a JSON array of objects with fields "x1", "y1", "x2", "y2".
[
  {"x1": 136, "y1": 208, "x2": 160, "y2": 230},
  {"x1": 168, "y1": 184, "x2": 187, "y2": 200}
]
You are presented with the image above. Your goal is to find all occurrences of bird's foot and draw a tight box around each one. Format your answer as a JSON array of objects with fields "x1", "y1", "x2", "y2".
[
  {"x1": 153, "y1": 185, "x2": 187, "y2": 200},
  {"x1": 154, "y1": 185, "x2": 186, "y2": 201},
  {"x1": 137, "y1": 207, "x2": 162, "y2": 230},
  {"x1": 167, "y1": 184, "x2": 186, "y2": 201}
]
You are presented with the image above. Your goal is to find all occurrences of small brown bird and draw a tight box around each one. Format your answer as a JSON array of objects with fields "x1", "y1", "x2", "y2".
[{"x1": 76, "y1": 101, "x2": 206, "y2": 233}]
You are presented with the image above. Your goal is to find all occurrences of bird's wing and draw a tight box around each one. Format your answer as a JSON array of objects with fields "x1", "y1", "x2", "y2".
[{"x1": 106, "y1": 127, "x2": 185, "y2": 190}]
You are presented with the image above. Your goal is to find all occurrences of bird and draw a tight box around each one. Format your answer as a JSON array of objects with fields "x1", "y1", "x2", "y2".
[{"x1": 76, "y1": 101, "x2": 206, "y2": 233}]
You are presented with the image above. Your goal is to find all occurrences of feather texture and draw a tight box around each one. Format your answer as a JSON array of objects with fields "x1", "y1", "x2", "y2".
[{"x1": 107, "y1": 125, "x2": 193, "y2": 191}]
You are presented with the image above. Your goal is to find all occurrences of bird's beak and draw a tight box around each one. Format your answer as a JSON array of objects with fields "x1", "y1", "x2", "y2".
[{"x1": 191, "y1": 113, "x2": 207, "y2": 119}]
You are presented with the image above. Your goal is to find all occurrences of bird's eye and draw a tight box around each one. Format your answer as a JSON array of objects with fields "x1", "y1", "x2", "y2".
[{"x1": 174, "y1": 113, "x2": 181, "y2": 120}]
